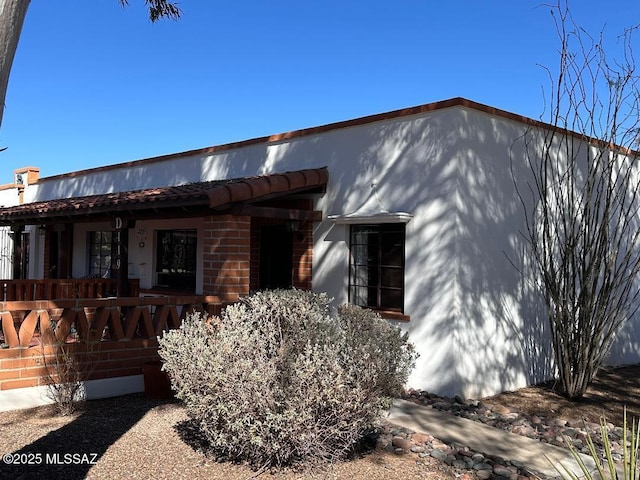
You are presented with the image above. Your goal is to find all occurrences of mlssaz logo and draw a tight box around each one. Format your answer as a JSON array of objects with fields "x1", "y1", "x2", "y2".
[{"x1": 45, "y1": 453, "x2": 99, "y2": 465}]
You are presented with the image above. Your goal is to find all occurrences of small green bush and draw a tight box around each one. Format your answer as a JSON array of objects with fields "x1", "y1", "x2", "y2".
[{"x1": 159, "y1": 289, "x2": 417, "y2": 468}]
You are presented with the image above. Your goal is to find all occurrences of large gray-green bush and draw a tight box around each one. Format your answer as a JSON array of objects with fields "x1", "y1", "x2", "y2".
[{"x1": 158, "y1": 289, "x2": 416, "y2": 468}]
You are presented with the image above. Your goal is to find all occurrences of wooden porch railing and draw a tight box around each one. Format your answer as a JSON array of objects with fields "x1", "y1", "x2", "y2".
[
  {"x1": 0, "y1": 295, "x2": 221, "y2": 348},
  {"x1": 0, "y1": 278, "x2": 141, "y2": 301}
]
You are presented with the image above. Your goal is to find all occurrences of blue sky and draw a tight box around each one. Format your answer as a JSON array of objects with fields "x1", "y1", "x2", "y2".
[{"x1": 1, "y1": 0, "x2": 639, "y2": 183}]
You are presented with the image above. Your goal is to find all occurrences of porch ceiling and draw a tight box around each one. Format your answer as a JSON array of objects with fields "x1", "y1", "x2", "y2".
[{"x1": 0, "y1": 167, "x2": 328, "y2": 225}]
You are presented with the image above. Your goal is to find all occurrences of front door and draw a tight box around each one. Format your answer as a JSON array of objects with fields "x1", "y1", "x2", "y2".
[{"x1": 259, "y1": 225, "x2": 293, "y2": 290}]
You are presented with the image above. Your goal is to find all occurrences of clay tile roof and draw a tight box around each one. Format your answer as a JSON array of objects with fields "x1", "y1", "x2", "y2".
[{"x1": 0, "y1": 167, "x2": 328, "y2": 225}]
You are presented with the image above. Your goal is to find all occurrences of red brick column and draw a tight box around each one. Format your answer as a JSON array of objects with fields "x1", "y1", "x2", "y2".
[
  {"x1": 202, "y1": 215, "x2": 251, "y2": 302},
  {"x1": 292, "y1": 221, "x2": 313, "y2": 290},
  {"x1": 249, "y1": 220, "x2": 261, "y2": 293}
]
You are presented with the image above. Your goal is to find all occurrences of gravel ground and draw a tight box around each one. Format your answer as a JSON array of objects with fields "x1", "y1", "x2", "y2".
[{"x1": 0, "y1": 394, "x2": 457, "y2": 480}]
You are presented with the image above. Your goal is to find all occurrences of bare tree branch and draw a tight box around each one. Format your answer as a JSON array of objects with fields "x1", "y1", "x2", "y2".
[{"x1": 515, "y1": 0, "x2": 640, "y2": 399}]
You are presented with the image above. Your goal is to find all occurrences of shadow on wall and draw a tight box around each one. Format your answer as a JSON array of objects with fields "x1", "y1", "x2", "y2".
[
  {"x1": 366, "y1": 108, "x2": 640, "y2": 398},
  {"x1": 203, "y1": 108, "x2": 560, "y2": 398},
  {"x1": 447, "y1": 111, "x2": 555, "y2": 398},
  {"x1": 27, "y1": 147, "x2": 257, "y2": 202},
  {"x1": 23, "y1": 104, "x2": 640, "y2": 397},
  {"x1": 272, "y1": 108, "x2": 558, "y2": 398},
  {"x1": 608, "y1": 316, "x2": 640, "y2": 367},
  {"x1": 318, "y1": 114, "x2": 465, "y2": 395}
]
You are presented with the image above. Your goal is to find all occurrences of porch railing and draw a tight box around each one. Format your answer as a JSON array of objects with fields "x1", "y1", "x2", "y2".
[
  {"x1": 0, "y1": 295, "x2": 222, "y2": 348},
  {"x1": 0, "y1": 278, "x2": 141, "y2": 301}
]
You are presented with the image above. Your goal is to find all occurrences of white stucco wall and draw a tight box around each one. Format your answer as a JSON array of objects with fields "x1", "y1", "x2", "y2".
[
  {"x1": 0, "y1": 187, "x2": 20, "y2": 207},
  {"x1": 16, "y1": 103, "x2": 640, "y2": 398},
  {"x1": 447, "y1": 108, "x2": 552, "y2": 397}
]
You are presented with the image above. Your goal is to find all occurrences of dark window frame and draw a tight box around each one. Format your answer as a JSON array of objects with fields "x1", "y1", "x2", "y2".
[
  {"x1": 87, "y1": 231, "x2": 115, "y2": 278},
  {"x1": 155, "y1": 229, "x2": 197, "y2": 291},
  {"x1": 348, "y1": 223, "x2": 406, "y2": 314}
]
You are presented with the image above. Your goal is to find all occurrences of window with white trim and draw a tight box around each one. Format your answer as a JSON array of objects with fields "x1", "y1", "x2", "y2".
[{"x1": 349, "y1": 223, "x2": 405, "y2": 312}]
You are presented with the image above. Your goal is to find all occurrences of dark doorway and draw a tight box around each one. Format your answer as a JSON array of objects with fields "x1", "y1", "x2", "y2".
[
  {"x1": 48, "y1": 232, "x2": 59, "y2": 278},
  {"x1": 259, "y1": 225, "x2": 293, "y2": 290}
]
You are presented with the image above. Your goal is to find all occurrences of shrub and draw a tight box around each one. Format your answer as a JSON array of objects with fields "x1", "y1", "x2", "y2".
[
  {"x1": 40, "y1": 323, "x2": 98, "y2": 416},
  {"x1": 159, "y1": 289, "x2": 417, "y2": 468}
]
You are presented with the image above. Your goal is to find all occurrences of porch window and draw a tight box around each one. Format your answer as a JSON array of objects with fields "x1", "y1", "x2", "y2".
[
  {"x1": 156, "y1": 229, "x2": 196, "y2": 290},
  {"x1": 88, "y1": 231, "x2": 114, "y2": 278},
  {"x1": 349, "y1": 224, "x2": 405, "y2": 313}
]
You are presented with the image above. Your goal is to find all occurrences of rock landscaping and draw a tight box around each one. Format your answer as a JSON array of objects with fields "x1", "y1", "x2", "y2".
[
  {"x1": 378, "y1": 388, "x2": 633, "y2": 479},
  {"x1": 375, "y1": 420, "x2": 540, "y2": 480}
]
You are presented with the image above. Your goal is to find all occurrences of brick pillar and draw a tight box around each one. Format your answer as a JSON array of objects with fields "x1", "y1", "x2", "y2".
[
  {"x1": 292, "y1": 221, "x2": 313, "y2": 290},
  {"x1": 249, "y1": 219, "x2": 261, "y2": 293},
  {"x1": 203, "y1": 215, "x2": 251, "y2": 302}
]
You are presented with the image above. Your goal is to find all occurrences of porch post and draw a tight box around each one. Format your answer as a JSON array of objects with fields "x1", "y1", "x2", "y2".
[
  {"x1": 114, "y1": 218, "x2": 130, "y2": 297},
  {"x1": 11, "y1": 224, "x2": 23, "y2": 280},
  {"x1": 203, "y1": 215, "x2": 251, "y2": 302}
]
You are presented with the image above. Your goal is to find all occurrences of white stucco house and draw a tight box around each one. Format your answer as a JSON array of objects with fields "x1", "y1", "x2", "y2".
[{"x1": 0, "y1": 96, "x2": 638, "y2": 400}]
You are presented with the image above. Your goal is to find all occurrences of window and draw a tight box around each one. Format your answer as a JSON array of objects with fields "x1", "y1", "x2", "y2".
[
  {"x1": 88, "y1": 231, "x2": 114, "y2": 278},
  {"x1": 349, "y1": 224, "x2": 405, "y2": 312},
  {"x1": 156, "y1": 229, "x2": 197, "y2": 290}
]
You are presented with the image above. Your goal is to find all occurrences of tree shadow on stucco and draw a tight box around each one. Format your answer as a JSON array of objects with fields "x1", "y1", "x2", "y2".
[
  {"x1": 298, "y1": 107, "x2": 557, "y2": 397},
  {"x1": 450, "y1": 127, "x2": 553, "y2": 397},
  {"x1": 378, "y1": 117, "x2": 537, "y2": 396},
  {"x1": 29, "y1": 99, "x2": 639, "y2": 398},
  {"x1": 507, "y1": 126, "x2": 640, "y2": 396},
  {"x1": 1, "y1": 394, "x2": 170, "y2": 480},
  {"x1": 185, "y1": 105, "x2": 577, "y2": 397}
]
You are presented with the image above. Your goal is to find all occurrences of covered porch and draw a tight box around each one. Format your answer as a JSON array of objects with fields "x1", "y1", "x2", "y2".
[
  {"x1": 0, "y1": 167, "x2": 327, "y2": 299},
  {"x1": 0, "y1": 167, "x2": 327, "y2": 402}
]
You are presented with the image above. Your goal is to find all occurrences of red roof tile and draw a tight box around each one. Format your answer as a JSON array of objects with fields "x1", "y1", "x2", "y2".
[{"x1": 0, "y1": 167, "x2": 328, "y2": 225}]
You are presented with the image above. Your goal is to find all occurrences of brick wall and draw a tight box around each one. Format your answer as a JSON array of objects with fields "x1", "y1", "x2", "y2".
[
  {"x1": 249, "y1": 220, "x2": 262, "y2": 292},
  {"x1": 202, "y1": 215, "x2": 251, "y2": 302},
  {"x1": 292, "y1": 220, "x2": 313, "y2": 290},
  {"x1": 204, "y1": 210, "x2": 314, "y2": 299},
  {"x1": 0, "y1": 339, "x2": 160, "y2": 391}
]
